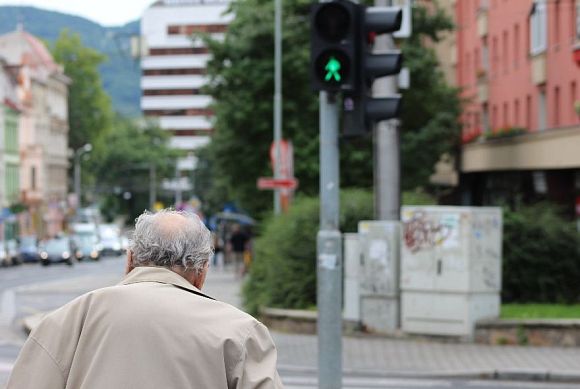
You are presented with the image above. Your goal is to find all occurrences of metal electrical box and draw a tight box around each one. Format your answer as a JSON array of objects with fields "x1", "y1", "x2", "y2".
[
  {"x1": 400, "y1": 206, "x2": 502, "y2": 337},
  {"x1": 358, "y1": 221, "x2": 401, "y2": 333}
]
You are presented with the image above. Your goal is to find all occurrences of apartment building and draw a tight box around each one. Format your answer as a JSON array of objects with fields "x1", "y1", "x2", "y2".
[
  {"x1": 454, "y1": 0, "x2": 580, "y2": 211},
  {"x1": 140, "y1": 0, "x2": 233, "y2": 173},
  {"x1": 0, "y1": 28, "x2": 70, "y2": 237}
]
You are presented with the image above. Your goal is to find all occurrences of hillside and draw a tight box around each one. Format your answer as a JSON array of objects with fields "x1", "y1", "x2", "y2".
[{"x1": 0, "y1": 6, "x2": 140, "y2": 117}]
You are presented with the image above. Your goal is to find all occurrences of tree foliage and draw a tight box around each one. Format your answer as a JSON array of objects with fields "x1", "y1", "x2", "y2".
[
  {"x1": 198, "y1": 1, "x2": 461, "y2": 216},
  {"x1": 399, "y1": 4, "x2": 462, "y2": 190},
  {"x1": 89, "y1": 116, "x2": 182, "y2": 221},
  {"x1": 50, "y1": 30, "x2": 113, "y2": 151}
]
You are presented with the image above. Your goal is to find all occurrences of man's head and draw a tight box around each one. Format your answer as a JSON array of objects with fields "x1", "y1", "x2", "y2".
[{"x1": 127, "y1": 209, "x2": 214, "y2": 289}]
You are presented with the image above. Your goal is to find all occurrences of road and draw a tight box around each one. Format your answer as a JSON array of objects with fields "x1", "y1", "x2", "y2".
[{"x1": 0, "y1": 260, "x2": 579, "y2": 389}]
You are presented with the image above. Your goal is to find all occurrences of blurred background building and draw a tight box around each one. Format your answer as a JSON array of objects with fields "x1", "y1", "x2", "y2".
[
  {"x1": 0, "y1": 27, "x2": 70, "y2": 238},
  {"x1": 140, "y1": 0, "x2": 233, "y2": 192}
]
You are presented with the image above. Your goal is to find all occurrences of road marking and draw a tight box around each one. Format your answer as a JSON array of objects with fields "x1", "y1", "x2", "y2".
[{"x1": 0, "y1": 289, "x2": 16, "y2": 326}]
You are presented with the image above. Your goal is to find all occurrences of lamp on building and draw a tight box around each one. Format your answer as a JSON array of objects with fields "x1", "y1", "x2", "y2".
[{"x1": 74, "y1": 143, "x2": 93, "y2": 208}]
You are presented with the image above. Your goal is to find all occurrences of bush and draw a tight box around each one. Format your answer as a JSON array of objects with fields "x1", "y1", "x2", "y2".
[
  {"x1": 502, "y1": 203, "x2": 580, "y2": 303},
  {"x1": 243, "y1": 189, "x2": 373, "y2": 315}
]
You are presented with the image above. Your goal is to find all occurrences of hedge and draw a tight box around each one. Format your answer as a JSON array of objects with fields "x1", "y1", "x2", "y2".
[
  {"x1": 243, "y1": 189, "x2": 373, "y2": 314},
  {"x1": 502, "y1": 203, "x2": 580, "y2": 303}
]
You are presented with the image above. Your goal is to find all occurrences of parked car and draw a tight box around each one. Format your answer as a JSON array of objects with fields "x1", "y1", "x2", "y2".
[
  {"x1": 6, "y1": 239, "x2": 20, "y2": 265},
  {"x1": 98, "y1": 224, "x2": 123, "y2": 256},
  {"x1": 73, "y1": 235, "x2": 101, "y2": 261},
  {"x1": 0, "y1": 241, "x2": 9, "y2": 267},
  {"x1": 18, "y1": 236, "x2": 39, "y2": 263},
  {"x1": 39, "y1": 237, "x2": 74, "y2": 266},
  {"x1": 0, "y1": 240, "x2": 19, "y2": 266}
]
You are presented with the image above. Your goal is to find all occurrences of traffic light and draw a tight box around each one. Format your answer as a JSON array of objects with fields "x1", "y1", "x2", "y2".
[
  {"x1": 310, "y1": 0, "x2": 359, "y2": 92},
  {"x1": 343, "y1": 6, "x2": 403, "y2": 136}
]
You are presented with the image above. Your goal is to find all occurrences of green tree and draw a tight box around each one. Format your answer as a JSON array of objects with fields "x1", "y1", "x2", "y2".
[
  {"x1": 51, "y1": 30, "x2": 113, "y2": 151},
  {"x1": 90, "y1": 116, "x2": 182, "y2": 221},
  {"x1": 199, "y1": 0, "x2": 460, "y2": 216},
  {"x1": 399, "y1": 5, "x2": 462, "y2": 190}
]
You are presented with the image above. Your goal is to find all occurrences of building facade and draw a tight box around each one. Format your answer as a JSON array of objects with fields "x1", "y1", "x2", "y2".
[
  {"x1": 0, "y1": 59, "x2": 21, "y2": 242},
  {"x1": 454, "y1": 0, "x2": 580, "y2": 213},
  {"x1": 0, "y1": 28, "x2": 70, "y2": 237},
  {"x1": 140, "y1": 0, "x2": 233, "y2": 175}
]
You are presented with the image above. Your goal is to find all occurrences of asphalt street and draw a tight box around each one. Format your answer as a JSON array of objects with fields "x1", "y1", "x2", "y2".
[{"x1": 1, "y1": 260, "x2": 579, "y2": 389}]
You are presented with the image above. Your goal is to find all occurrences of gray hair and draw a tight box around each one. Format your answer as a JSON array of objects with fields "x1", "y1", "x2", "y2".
[{"x1": 129, "y1": 209, "x2": 214, "y2": 273}]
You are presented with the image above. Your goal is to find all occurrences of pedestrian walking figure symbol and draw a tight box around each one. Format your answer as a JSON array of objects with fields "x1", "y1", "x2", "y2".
[{"x1": 324, "y1": 57, "x2": 342, "y2": 82}]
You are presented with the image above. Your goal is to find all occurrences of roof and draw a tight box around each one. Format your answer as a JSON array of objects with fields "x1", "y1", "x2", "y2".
[{"x1": 0, "y1": 29, "x2": 62, "y2": 77}]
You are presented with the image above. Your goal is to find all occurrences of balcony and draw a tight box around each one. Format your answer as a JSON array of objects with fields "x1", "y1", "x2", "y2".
[
  {"x1": 476, "y1": 9, "x2": 488, "y2": 38},
  {"x1": 531, "y1": 52, "x2": 547, "y2": 85},
  {"x1": 461, "y1": 125, "x2": 580, "y2": 172}
]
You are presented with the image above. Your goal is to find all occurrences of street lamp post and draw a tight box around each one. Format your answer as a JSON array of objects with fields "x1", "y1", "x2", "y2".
[{"x1": 74, "y1": 143, "x2": 93, "y2": 208}]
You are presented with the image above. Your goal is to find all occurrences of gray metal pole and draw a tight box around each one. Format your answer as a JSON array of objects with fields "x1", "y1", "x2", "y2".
[
  {"x1": 317, "y1": 91, "x2": 342, "y2": 389},
  {"x1": 74, "y1": 154, "x2": 81, "y2": 208},
  {"x1": 373, "y1": 0, "x2": 400, "y2": 222},
  {"x1": 372, "y1": 0, "x2": 401, "y2": 330},
  {"x1": 149, "y1": 163, "x2": 157, "y2": 209},
  {"x1": 175, "y1": 162, "x2": 182, "y2": 205},
  {"x1": 273, "y1": 0, "x2": 282, "y2": 214}
]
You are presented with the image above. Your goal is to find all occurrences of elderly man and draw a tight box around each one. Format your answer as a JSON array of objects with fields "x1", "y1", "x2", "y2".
[{"x1": 7, "y1": 210, "x2": 284, "y2": 388}]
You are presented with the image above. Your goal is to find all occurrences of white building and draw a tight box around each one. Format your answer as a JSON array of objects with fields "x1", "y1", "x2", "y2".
[{"x1": 140, "y1": 0, "x2": 233, "y2": 171}]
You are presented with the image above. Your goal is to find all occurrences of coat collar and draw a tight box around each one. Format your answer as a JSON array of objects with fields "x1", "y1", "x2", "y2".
[{"x1": 119, "y1": 266, "x2": 214, "y2": 300}]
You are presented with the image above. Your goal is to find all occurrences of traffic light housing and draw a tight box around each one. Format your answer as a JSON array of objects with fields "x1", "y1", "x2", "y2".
[
  {"x1": 310, "y1": 0, "x2": 359, "y2": 92},
  {"x1": 343, "y1": 6, "x2": 404, "y2": 136}
]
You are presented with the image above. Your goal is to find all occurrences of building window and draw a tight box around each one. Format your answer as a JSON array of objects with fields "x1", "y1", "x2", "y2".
[
  {"x1": 503, "y1": 102, "x2": 508, "y2": 126},
  {"x1": 465, "y1": 53, "x2": 471, "y2": 84},
  {"x1": 526, "y1": 94, "x2": 532, "y2": 129},
  {"x1": 538, "y1": 89, "x2": 547, "y2": 131},
  {"x1": 554, "y1": 0, "x2": 560, "y2": 45},
  {"x1": 31, "y1": 167, "x2": 36, "y2": 190},
  {"x1": 502, "y1": 30, "x2": 509, "y2": 73},
  {"x1": 492, "y1": 105, "x2": 498, "y2": 129},
  {"x1": 492, "y1": 36, "x2": 498, "y2": 76},
  {"x1": 576, "y1": 3, "x2": 580, "y2": 40},
  {"x1": 554, "y1": 86, "x2": 560, "y2": 127},
  {"x1": 572, "y1": 81, "x2": 577, "y2": 121},
  {"x1": 514, "y1": 99, "x2": 520, "y2": 126},
  {"x1": 529, "y1": 1, "x2": 547, "y2": 55},
  {"x1": 514, "y1": 24, "x2": 520, "y2": 68}
]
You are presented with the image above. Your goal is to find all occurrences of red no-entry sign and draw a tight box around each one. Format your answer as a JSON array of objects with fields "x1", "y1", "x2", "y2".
[{"x1": 257, "y1": 177, "x2": 299, "y2": 190}]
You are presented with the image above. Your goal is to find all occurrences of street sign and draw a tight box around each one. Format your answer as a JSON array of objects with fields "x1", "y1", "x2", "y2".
[
  {"x1": 257, "y1": 177, "x2": 299, "y2": 190},
  {"x1": 269, "y1": 139, "x2": 294, "y2": 179}
]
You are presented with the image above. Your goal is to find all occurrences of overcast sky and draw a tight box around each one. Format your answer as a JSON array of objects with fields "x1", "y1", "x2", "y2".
[{"x1": 0, "y1": 0, "x2": 155, "y2": 26}]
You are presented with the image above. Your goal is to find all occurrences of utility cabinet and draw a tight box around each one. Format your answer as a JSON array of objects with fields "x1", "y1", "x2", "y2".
[
  {"x1": 400, "y1": 206, "x2": 502, "y2": 337},
  {"x1": 358, "y1": 221, "x2": 401, "y2": 333}
]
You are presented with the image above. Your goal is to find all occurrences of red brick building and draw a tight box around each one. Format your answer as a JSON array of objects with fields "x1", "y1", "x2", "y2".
[{"x1": 455, "y1": 0, "x2": 580, "y2": 212}]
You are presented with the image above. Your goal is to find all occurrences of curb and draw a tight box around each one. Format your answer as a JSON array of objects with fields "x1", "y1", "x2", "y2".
[{"x1": 277, "y1": 364, "x2": 580, "y2": 383}]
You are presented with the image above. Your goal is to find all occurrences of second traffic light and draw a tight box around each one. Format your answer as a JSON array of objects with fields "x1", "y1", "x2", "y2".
[{"x1": 344, "y1": 5, "x2": 404, "y2": 136}]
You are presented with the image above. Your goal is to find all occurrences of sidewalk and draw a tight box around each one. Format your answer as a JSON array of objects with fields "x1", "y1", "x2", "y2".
[{"x1": 21, "y1": 266, "x2": 580, "y2": 383}]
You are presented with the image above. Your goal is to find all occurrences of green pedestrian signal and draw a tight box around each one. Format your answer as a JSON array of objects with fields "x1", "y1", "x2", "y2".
[
  {"x1": 324, "y1": 57, "x2": 342, "y2": 82},
  {"x1": 310, "y1": 0, "x2": 357, "y2": 91}
]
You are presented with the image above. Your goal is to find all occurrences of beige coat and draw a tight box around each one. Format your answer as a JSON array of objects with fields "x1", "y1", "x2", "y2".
[{"x1": 7, "y1": 267, "x2": 284, "y2": 388}]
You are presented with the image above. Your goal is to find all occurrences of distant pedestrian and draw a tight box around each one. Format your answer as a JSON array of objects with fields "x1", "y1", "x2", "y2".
[
  {"x1": 228, "y1": 224, "x2": 250, "y2": 275},
  {"x1": 7, "y1": 209, "x2": 283, "y2": 389}
]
